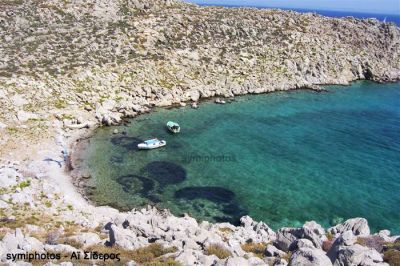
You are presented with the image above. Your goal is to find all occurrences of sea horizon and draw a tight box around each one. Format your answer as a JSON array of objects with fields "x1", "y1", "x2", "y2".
[{"x1": 197, "y1": 3, "x2": 400, "y2": 25}]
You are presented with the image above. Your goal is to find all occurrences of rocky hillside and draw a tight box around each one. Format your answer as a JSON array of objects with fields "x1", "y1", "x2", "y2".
[{"x1": 0, "y1": 0, "x2": 399, "y2": 135}]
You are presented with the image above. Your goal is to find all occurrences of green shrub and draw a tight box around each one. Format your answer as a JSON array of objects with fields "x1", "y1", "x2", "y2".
[{"x1": 18, "y1": 180, "x2": 31, "y2": 189}]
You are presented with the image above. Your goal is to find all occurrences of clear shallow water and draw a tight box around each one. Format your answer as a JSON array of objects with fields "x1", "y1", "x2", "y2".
[{"x1": 84, "y1": 81, "x2": 400, "y2": 233}]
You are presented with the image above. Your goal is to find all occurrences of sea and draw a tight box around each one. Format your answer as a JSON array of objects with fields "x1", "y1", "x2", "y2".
[
  {"x1": 198, "y1": 4, "x2": 400, "y2": 25},
  {"x1": 84, "y1": 81, "x2": 400, "y2": 234}
]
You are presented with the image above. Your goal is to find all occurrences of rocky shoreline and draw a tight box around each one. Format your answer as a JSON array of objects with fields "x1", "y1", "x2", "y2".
[
  {"x1": 1, "y1": 154, "x2": 400, "y2": 265},
  {"x1": 1, "y1": 0, "x2": 400, "y2": 265}
]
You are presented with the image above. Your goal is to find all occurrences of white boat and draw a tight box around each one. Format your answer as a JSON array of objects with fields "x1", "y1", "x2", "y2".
[
  {"x1": 137, "y1": 138, "x2": 166, "y2": 150},
  {"x1": 215, "y1": 98, "x2": 226, "y2": 104},
  {"x1": 167, "y1": 121, "x2": 180, "y2": 133}
]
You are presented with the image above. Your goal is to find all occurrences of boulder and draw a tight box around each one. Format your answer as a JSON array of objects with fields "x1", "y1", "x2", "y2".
[
  {"x1": 10, "y1": 192, "x2": 33, "y2": 205},
  {"x1": 289, "y1": 247, "x2": 332, "y2": 266},
  {"x1": 304, "y1": 221, "x2": 326, "y2": 236},
  {"x1": 24, "y1": 236, "x2": 45, "y2": 252},
  {"x1": 0, "y1": 89, "x2": 7, "y2": 98},
  {"x1": 107, "y1": 224, "x2": 138, "y2": 250},
  {"x1": 175, "y1": 249, "x2": 201, "y2": 265},
  {"x1": 11, "y1": 94, "x2": 28, "y2": 107},
  {"x1": 247, "y1": 256, "x2": 265, "y2": 265},
  {"x1": 225, "y1": 257, "x2": 250, "y2": 266},
  {"x1": 0, "y1": 200, "x2": 8, "y2": 208},
  {"x1": 0, "y1": 167, "x2": 19, "y2": 188},
  {"x1": 329, "y1": 218, "x2": 370, "y2": 236},
  {"x1": 238, "y1": 216, "x2": 276, "y2": 243},
  {"x1": 332, "y1": 244, "x2": 387, "y2": 266},
  {"x1": 2, "y1": 228, "x2": 26, "y2": 253},
  {"x1": 17, "y1": 110, "x2": 39, "y2": 122},
  {"x1": 273, "y1": 258, "x2": 288, "y2": 266},
  {"x1": 264, "y1": 244, "x2": 287, "y2": 257},
  {"x1": 0, "y1": 122, "x2": 7, "y2": 130},
  {"x1": 301, "y1": 225, "x2": 325, "y2": 249},
  {"x1": 68, "y1": 233, "x2": 101, "y2": 247},
  {"x1": 187, "y1": 89, "x2": 200, "y2": 102},
  {"x1": 377, "y1": 230, "x2": 398, "y2": 243},
  {"x1": 44, "y1": 244, "x2": 79, "y2": 254},
  {"x1": 102, "y1": 99, "x2": 116, "y2": 111},
  {"x1": 275, "y1": 222, "x2": 326, "y2": 251},
  {"x1": 275, "y1": 228, "x2": 302, "y2": 251},
  {"x1": 227, "y1": 239, "x2": 245, "y2": 257},
  {"x1": 327, "y1": 230, "x2": 356, "y2": 261},
  {"x1": 295, "y1": 239, "x2": 315, "y2": 249}
]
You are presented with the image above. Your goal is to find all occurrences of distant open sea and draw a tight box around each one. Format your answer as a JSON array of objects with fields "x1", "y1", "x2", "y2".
[{"x1": 198, "y1": 4, "x2": 400, "y2": 25}]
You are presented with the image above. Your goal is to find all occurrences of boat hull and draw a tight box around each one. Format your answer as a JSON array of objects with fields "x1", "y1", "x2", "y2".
[
  {"x1": 138, "y1": 140, "x2": 166, "y2": 150},
  {"x1": 168, "y1": 127, "x2": 180, "y2": 133},
  {"x1": 167, "y1": 121, "x2": 180, "y2": 133}
]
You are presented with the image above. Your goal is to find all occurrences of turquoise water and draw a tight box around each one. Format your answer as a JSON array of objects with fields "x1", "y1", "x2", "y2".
[{"x1": 84, "y1": 81, "x2": 400, "y2": 233}]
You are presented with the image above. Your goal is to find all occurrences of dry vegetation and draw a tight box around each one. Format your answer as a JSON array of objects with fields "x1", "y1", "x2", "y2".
[
  {"x1": 383, "y1": 241, "x2": 400, "y2": 266},
  {"x1": 84, "y1": 243, "x2": 179, "y2": 265},
  {"x1": 205, "y1": 244, "x2": 232, "y2": 259},
  {"x1": 241, "y1": 242, "x2": 268, "y2": 258}
]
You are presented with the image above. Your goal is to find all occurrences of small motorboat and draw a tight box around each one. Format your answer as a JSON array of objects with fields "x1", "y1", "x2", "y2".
[
  {"x1": 137, "y1": 138, "x2": 166, "y2": 150},
  {"x1": 215, "y1": 98, "x2": 226, "y2": 104},
  {"x1": 167, "y1": 121, "x2": 180, "y2": 133}
]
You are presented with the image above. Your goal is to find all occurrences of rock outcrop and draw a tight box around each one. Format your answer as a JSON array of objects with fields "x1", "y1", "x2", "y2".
[
  {"x1": 329, "y1": 217, "x2": 371, "y2": 236},
  {"x1": 0, "y1": 0, "x2": 399, "y2": 136}
]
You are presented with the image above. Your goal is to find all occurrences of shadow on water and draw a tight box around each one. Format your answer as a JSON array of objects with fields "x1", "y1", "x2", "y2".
[
  {"x1": 110, "y1": 155, "x2": 124, "y2": 164},
  {"x1": 143, "y1": 161, "x2": 187, "y2": 185},
  {"x1": 174, "y1": 186, "x2": 235, "y2": 203},
  {"x1": 174, "y1": 186, "x2": 247, "y2": 225},
  {"x1": 116, "y1": 175, "x2": 160, "y2": 202},
  {"x1": 110, "y1": 136, "x2": 143, "y2": 151}
]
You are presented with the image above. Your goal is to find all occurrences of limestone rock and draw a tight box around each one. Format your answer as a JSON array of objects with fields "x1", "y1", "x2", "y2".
[
  {"x1": 265, "y1": 244, "x2": 287, "y2": 257},
  {"x1": 0, "y1": 167, "x2": 19, "y2": 188},
  {"x1": 225, "y1": 257, "x2": 250, "y2": 266},
  {"x1": 175, "y1": 249, "x2": 202, "y2": 265},
  {"x1": 0, "y1": 122, "x2": 7, "y2": 130},
  {"x1": 187, "y1": 89, "x2": 200, "y2": 102},
  {"x1": 275, "y1": 228, "x2": 300, "y2": 252},
  {"x1": 289, "y1": 247, "x2": 332, "y2": 266},
  {"x1": 329, "y1": 218, "x2": 370, "y2": 236},
  {"x1": 332, "y1": 244, "x2": 387, "y2": 266},
  {"x1": 17, "y1": 110, "x2": 38, "y2": 122},
  {"x1": 327, "y1": 230, "x2": 357, "y2": 261},
  {"x1": 275, "y1": 221, "x2": 327, "y2": 251},
  {"x1": 68, "y1": 233, "x2": 101, "y2": 247}
]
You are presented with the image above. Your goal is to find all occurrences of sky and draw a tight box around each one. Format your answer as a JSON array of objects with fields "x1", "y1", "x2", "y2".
[{"x1": 185, "y1": 0, "x2": 400, "y2": 15}]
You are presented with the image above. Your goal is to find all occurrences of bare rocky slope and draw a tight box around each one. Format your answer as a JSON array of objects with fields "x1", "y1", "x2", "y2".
[{"x1": 0, "y1": 0, "x2": 400, "y2": 265}]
